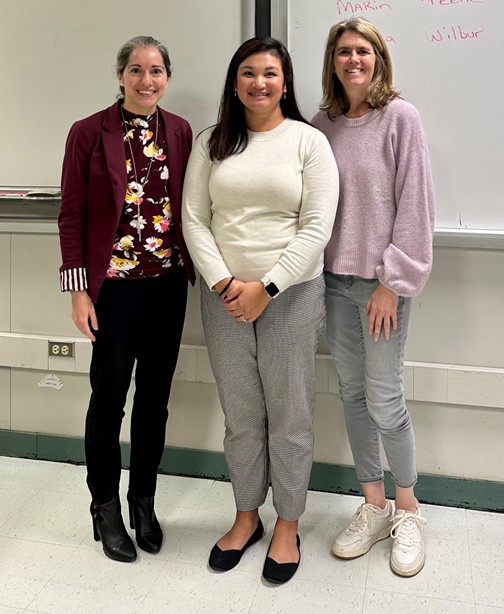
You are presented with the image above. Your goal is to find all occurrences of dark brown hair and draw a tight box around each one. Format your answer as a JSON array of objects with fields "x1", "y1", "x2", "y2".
[{"x1": 209, "y1": 37, "x2": 308, "y2": 161}]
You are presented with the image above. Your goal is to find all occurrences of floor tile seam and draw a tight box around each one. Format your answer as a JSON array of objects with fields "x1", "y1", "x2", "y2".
[
  {"x1": 421, "y1": 534, "x2": 474, "y2": 546},
  {"x1": 129, "y1": 557, "x2": 171, "y2": 613},
  {"x1": 0, "y1": 533, "x2": 89, "y2": 550},
  {"x1": 284, "y1": 575, "x2": 367, "y2": 590},
  {"x1": 246, "y1": 572, "x2": 265, "y2": 614},
  {"x1": 9, "y1": 486, "x2": 88, "y2": 496},
  {"x1": 362, "y1": 543, "x2": 372, "y2": 596},
  {"x1": 191, "y1": 479, "x2": 221, "y2": 511},
  {"x1": 363, "y1": 586, "x2": 478, "y2": 606},
  {"x1": 460, "y1": 507, "x2": 472, "y2": 544},
  {"x1": 20, "y1": 562, "x2": 64, "y2": 614},
  {"x1": 467, "y1": 537, "x2": 480, "y2": 608},
  {"x1": 0, "y1": 482, "x2": 47, "y2": 490},
  {"x1": 467, "y1": 536, "x2": 504, "y2": 549},
  {"x1": 171, "y1": 510, "x2": 220, "y2": 549},
  {"x1": 154, "y1": 504, "x2": 203, "y2": 518},
  {"x1": 473, "y1": 599, "x2": 504, "y2": 610},
  {"x1": 116, "y1": 490, "x2": 215, "y2": 512},
  {"x1": 132, "y1": 590, "x2": 151, "y2": 614},
  {"x1": 359, "y1": 584, "x2": 367, "y2": 614},
  {"x1": 153, "y1": 487, "x2": 218, "y2": 502},
  {"x1": 298, "y1": 519, "x2": 377, "y2": 532},
  {"x1": 0, "y1": 514, "x2": 16, "y2": 530},
  {"x1": 0, "y1": 533, "x2": 80, "y2": 551},
  {"x1": 188, "y1": 507, "x2": 240, "y2": 519},
  {"x1": 0, "y1": 600, "x2": 37, "y2": 613},
  {"x1": 0, "y1": 549, "x2": 80, "y2": 591},
  {"x1": 26, "y1": 574, "x2": 163, "y2": 601},
  {"x1": 151, "y1": 559, "x2": 263, "y2": 583}
]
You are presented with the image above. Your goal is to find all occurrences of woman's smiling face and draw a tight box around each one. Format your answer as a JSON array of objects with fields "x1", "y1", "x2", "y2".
[
  {"x1": 119, "y1": 46, "x2": 169, "y2": 115},
  {"x1": 333, "y1": 31, "x2": 376, "y2": 96},
  {"x1": 234, "y1": 52, "x2": 286, "y2": 121}
]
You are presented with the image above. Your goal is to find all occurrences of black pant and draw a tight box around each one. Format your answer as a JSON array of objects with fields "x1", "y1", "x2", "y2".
[{"x1": 85, "y1": 271, "x2": 188, "y2": 504}]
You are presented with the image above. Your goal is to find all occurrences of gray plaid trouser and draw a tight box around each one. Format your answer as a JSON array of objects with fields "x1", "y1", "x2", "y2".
[{"x1": 201, "y1": 274, "x2": 325, "y2": 520}]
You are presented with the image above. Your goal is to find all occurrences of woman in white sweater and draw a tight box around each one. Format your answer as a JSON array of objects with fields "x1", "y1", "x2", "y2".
[{"x1": 183, "y1": 37, "x2": 338, "y2": 584}]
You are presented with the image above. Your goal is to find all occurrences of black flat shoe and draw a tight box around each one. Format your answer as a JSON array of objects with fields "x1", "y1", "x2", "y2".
[
  {"x1": 127, "y1": 492, "x2": 163, "y2": 554},
  {"x1": 91, "y1": 496, "x2": 137, "y2": 563},
  {"x1": 209, "y1": 517, "x2": 264, "y2": 571},
  {"x1": 262, "y1": 534, "x2": 301, "y2": 584}
]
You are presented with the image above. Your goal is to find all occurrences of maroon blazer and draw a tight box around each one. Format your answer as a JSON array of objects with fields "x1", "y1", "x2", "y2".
[{"x1": 58, "y1": 101, "x2": 195, "y2": 303}]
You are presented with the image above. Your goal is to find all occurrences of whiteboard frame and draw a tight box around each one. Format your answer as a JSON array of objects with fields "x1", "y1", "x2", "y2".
[
  {"x1": 269, "y1": 0, "x2": 504, "y2": 250},
  {"x1": 242, "y1": 0, "x2": 256, "y2": 40}
]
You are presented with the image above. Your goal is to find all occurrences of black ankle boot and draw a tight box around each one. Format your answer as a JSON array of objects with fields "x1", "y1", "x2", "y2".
[
  {"x1": 127, "y1": 492, "x2": 163, "y2": 554},
  {"x1": 90, "y1": 496, "x2": 137, "y2": 563}
]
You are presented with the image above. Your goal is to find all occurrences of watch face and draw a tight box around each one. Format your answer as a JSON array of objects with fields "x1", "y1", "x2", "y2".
[{"x1": 265, "y1": 282, "x2": 280, "y2": 297}]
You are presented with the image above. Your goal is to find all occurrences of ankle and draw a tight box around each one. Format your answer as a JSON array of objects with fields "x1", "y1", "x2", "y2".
[
  {"x1": 232, "y1": 510, "x2": 260, "y2": 532},
  {"x1": 274, "y1": 517, "x2": 298, "y2": 532},
  {"x1": 364, "y1": 499, "x2": 388, "y2": 511},
  {"x1": 394, "y1": 496, "x2": 419, "y2": 515}
]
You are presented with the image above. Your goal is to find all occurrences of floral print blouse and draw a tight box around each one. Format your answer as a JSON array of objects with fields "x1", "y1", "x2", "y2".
[{"x1": 106, "y1": 107, "x2": 183, "y2": 279}]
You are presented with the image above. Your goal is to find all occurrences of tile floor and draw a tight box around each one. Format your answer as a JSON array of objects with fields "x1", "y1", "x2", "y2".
[{"x1": 0, "y1": 455, "x2": 502, "y2": 614}]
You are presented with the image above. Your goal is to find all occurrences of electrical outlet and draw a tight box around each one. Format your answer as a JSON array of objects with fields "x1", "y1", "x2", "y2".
[{"x1": 48, "y1": 341, "x2": 74, "y2": 358}]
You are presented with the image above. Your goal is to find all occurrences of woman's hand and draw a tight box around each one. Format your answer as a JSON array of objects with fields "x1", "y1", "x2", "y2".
[
  {"x1": 223, "y1": 280, "x2": 271, "y2": 323},
  {"x1": 71, "y1": 290, "x2": 98, "y2": 341},
  {"x1": 366, "y1": 284, "x2": 398, "y2": 342},
  {"x1": 213, "y1": 276, "x2": 233, "y2": 296}
]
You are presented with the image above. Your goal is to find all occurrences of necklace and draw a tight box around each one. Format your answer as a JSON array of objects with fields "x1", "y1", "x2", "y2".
[{"x1": 120, "y1": 106, "x2": 159, "y2": 240}]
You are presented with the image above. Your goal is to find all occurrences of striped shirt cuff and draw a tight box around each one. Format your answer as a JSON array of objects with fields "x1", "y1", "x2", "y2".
[{"x1": 60, "y1": 268, "x2": 88, "y2": 292}]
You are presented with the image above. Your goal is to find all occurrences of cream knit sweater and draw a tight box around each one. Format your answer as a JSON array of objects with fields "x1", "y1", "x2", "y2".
[{"x1": 182, "y1": 118, "x2": 339, "y2": 292}]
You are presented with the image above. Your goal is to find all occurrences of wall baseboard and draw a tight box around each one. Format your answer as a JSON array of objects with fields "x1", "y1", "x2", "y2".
[{"x1": 0, "y1": 429, "x2": 502, "y2": 512}]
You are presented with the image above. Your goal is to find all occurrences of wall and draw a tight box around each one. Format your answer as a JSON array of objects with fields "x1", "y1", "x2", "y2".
[
  {"x1": 0, "y1": 0, "x2": 503, "y2": 506},
  {"x1": 0, "y1": 223, "x2": 503, "y2": 490},
  {"x1": 0, "y1": 0, "x2": 248, "y2": 185}
]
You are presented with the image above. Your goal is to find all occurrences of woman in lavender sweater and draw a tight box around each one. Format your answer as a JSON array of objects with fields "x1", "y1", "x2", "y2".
[{"x1": 312, "y1": 17, "x2": 434, "y2": 577}]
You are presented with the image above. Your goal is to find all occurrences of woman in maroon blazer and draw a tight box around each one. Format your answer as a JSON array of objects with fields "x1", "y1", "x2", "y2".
[{"x1": 58, "y1": 35, "x2": 194, "y2": 563}]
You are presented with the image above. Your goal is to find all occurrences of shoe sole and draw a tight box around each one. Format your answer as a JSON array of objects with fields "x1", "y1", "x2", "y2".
[
  {"x1": 390, "y1": 553, "x2": 425, "y2": 577},
  {"x1": 331, "y1": 526, "x2": 391, "y2": 559}
]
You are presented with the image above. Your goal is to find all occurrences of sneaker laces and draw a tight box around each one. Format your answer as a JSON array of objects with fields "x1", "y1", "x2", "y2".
[
  {"x1": 390, "y1": 512, "x2": 427, "y2": 548},
  {"x1": 345, "y1": 504, "x2": 375, "y2": 535}
]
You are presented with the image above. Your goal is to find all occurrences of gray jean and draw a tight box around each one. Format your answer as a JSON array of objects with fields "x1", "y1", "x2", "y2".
[{"x1": 325, "y1": 272, "x2": 417, "y2": 488}]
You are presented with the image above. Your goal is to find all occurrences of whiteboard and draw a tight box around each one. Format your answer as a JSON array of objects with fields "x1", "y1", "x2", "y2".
[
  {"x1": 0, "y1": 0, "x2": 247, "y2": 186},
  {"x1": 273, "y1": 0, "x2": 504, "y2": 231}
]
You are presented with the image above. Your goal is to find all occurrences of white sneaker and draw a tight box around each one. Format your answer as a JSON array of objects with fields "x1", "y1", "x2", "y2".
[
  {"x1": 390, "y1": 507, "x2": 427, "y2": 577},
  {"x1": 331, "y1": 501, "x2": 393, "y2": 559}
]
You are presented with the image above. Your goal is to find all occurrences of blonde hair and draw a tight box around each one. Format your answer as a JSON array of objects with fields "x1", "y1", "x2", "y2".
[{"x1": 320, "y1": 17, "x2": 400, "y2": 118}]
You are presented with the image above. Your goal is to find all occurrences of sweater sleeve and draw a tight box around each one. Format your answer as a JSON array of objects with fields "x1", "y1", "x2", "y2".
[
  {"x1": 181, "y1": 132, "x2": 232, "y2": 289},
  {"x1": 376, "y1": 108, "x2": 435, "y2": 297},
  {"x1": 265, "y1": 130, "x2": 339, "y2": 291},
  {"x1": 58, "y1": 120, "x2": 94, "y2": 293}
]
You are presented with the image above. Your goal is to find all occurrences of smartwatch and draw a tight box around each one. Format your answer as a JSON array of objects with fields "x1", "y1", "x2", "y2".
[{"x1": 261, "y1": 276, "x2": 280, "y2": 299}]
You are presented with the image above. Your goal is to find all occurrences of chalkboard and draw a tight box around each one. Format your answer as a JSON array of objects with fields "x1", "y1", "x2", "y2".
[
  {"x1": 272, "y1": 0, "x2": 504, "y2": 232},
  {"x1": 0, "y1": 0, "x2": 247, "y2": 186}
]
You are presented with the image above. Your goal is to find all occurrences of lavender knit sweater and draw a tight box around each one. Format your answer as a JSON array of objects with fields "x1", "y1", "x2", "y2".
[{"x1": 312, "y1": 98, "x2": 434, "y2": 297}]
